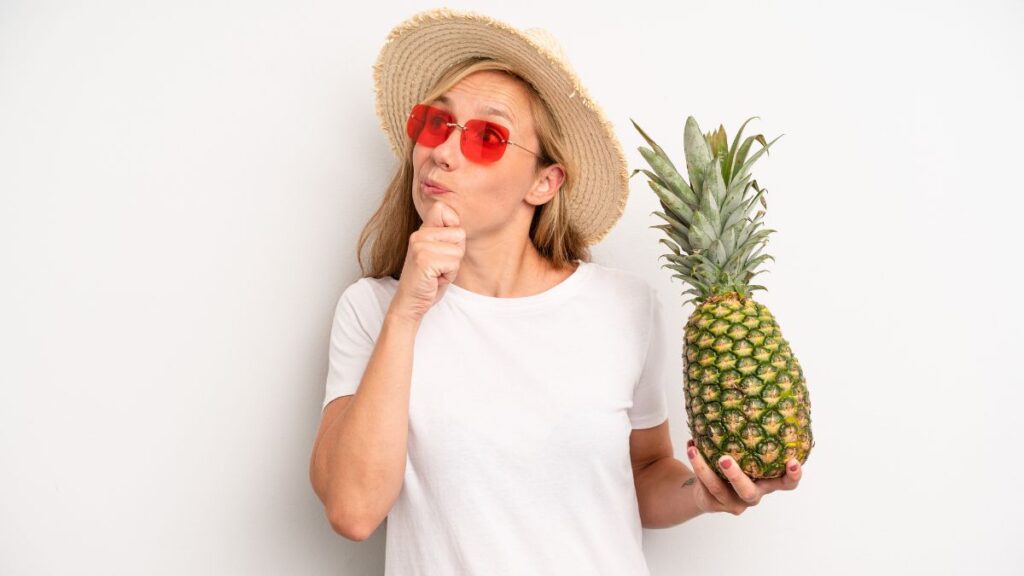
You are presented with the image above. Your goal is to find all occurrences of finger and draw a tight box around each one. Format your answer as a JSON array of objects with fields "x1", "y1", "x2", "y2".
[
  {"x1": 686, "y1": 444, "x2": 737, "y2": 507},
  {"x1": 416, "y1": 227, "x2": 466, "y2": 246},
  {"x1": 755, "y1": 459, "x2": 802, "y2": 494},
  {"x1": 419, "y1": 242, "x2": 464, "y2": 261},
  {"x1": 424, "y1": 198, "x2": 460, "y2": 228},
  {"x1": 717, "y1": 456, "x2": 761, "y2": 505}
]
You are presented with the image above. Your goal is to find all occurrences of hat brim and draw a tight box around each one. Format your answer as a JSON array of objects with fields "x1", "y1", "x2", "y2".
[{"x1": 372, "y1": 8, "x2": 629, "y2": 247}]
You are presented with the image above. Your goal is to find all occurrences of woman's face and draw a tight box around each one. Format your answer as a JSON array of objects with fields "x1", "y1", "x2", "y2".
[{"x1": 411, "y1": 70, "x2": 561, "y2": 240}]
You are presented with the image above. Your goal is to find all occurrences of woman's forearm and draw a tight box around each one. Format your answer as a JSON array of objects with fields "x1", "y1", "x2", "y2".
[{"x1": 634, "y1": 456, "x2": 706, "y2": 528}]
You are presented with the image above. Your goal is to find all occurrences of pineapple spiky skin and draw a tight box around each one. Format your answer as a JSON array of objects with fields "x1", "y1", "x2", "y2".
[
  {"x1": 683, "y1": 293, "x2": 812, "y2": 480},
  {"x1": 629, "y1": 113, "x2": 815, "y2": 481}
]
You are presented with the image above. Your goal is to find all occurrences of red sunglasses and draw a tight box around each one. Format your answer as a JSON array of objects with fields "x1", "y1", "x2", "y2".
[{"x1": 405, "y1": 103, "x2": 547, "y2": 165}]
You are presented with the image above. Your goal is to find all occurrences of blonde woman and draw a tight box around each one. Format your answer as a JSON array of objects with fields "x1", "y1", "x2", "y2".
[{"x1": 309, "y1": 9, "x2": 802, "y2": 575}]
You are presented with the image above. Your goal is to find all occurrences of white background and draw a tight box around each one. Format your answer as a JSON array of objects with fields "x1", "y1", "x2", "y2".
[{"x1": 2, "y1": 1, "x2": 1021, "y2": 574}]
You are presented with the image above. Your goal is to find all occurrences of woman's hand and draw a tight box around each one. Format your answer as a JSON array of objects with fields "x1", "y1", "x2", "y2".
[
  {"x1": 685, "y1": 438, "x2": 803, "y2": 516},
  {"x1": 389, "y1": 199, "x2": 466, "y2": 324}
]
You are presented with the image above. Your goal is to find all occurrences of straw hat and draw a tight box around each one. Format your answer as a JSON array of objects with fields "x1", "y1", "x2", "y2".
[{"x1": 371, "y1": 7, "x2": 629, "y2": 247}]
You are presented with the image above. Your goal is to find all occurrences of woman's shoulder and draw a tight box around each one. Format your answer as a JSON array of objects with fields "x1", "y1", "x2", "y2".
[
  {"x1": 353, "y1": 274, "x2": 399, "y2": 292},
  {"x1": 338, "y1": 275, "x2": 399, "y2": 318},
  {"x1": 583, "y1": 261, "x2": 654, "y2": 297}
]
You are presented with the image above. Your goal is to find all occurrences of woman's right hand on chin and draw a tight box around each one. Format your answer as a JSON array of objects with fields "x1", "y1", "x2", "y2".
[{"x1": 388, "y1": 199, "x2": 465, "y2": 325}]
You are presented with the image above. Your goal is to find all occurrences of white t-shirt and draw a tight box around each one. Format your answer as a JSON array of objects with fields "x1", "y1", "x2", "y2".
[{"x1": 322, "y1": 259, "x2": 671, "y2": 575}]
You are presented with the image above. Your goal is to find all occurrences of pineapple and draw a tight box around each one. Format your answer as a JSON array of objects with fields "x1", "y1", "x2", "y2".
[{"x1": 629, "y1": 115, "x2": 813, "y2": 480}]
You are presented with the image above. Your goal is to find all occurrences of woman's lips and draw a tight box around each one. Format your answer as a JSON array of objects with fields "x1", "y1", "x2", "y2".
[{"x1": 422, "y1": 180, "x2": 451, "y2": 195}]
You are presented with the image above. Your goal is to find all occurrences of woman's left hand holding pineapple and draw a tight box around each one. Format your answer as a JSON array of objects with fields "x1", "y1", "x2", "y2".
[{"x1": 684, "y1": 438, "x2": 803, "y2": 516}]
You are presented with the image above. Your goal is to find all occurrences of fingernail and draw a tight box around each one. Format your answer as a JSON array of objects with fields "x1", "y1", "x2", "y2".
[
  {"x1": 687, "y1": 438, "x2": 695, "y2": 448},
  {"x1": 789, "y1": 461, "x2": 799, "y2": 472},
  {"x1": 720, "y1": 458, "x2": 732, "y2": 469},
  {"x1": 687, "y1": 447, "x2": 696, "y2": 459}
]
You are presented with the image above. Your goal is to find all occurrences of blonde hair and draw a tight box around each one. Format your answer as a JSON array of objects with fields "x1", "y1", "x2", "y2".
[{"x1": 356, "y1": 57, "x2": 592, "y2": 280}]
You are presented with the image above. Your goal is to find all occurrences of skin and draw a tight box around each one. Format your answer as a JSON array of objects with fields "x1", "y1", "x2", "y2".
[{"x1": 410, "y1": 70, "x2": 573, "y2": 297}]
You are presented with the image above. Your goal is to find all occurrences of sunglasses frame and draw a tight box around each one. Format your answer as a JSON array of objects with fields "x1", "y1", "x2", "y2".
[{"x1": 406, "y1": 103, "x2": 548, "y2": 164}]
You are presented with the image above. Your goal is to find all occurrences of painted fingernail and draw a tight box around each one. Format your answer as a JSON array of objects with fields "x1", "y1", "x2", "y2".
[
  {"x1": 720, "y1": 458, "x2": 732, "y2": 469},
  {"x1": 687, "y1": 447, "x2": 696, "y2": 459},
  {"x1": 687, "y1": 438, "x2": 695, "y2": 448},
  {"x1": 789, "y1": 461, "x2": 799, "y2": 472}
]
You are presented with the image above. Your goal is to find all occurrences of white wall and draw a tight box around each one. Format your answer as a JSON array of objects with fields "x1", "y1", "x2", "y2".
[{"x1": 2, "y1": 1, "x2": 1021, "y2": 574}]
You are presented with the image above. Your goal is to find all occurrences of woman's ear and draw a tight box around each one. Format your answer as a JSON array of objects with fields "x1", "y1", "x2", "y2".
[
  {"x1": 527, "y1": 163, "x2": 565, "y2": 205},
  {"x1": 541, "y1": 164, "x2": 565, "y2": 192}
]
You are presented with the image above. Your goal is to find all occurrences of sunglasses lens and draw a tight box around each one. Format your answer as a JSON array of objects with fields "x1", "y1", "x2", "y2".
[
  {"x1": 462, "y1": 120, "x2": 508, "y2": 163},
  {"x1": 406, "y1": 104, "x2": 426, "y2": 140},
  {"x1": 407, "y1": 104, "x2": 452, "y2": 147}
]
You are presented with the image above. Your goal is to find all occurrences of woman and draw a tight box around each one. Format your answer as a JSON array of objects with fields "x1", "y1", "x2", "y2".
[{"x1": 309, "y1": 8, "x2": 802, "y2": 575}]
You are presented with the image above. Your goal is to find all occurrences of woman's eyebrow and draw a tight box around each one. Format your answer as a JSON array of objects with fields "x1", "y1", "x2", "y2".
[{"x1": 432, "y1": 95, "x2": 515, "y2": 124}]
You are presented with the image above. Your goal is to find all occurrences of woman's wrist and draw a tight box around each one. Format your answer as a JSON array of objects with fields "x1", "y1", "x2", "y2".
[{"x1": 384, "y1": 310, "x2": 422, "y2": 333}]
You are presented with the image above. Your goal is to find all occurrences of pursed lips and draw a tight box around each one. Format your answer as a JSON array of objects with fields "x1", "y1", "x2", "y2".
[{"x1": 422, "y1": 178, "x2": 452, "y2": 194}]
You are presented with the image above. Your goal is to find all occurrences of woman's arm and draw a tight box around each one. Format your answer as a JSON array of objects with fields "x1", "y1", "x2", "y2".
[
  {"x1": 634, "y1": 456, "x2": 705, "y2": 528},
  {"x1": 310, "y1": 312, "x2": 420, "y2": 541}
]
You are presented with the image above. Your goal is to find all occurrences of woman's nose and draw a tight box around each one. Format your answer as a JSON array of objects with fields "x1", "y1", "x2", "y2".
[{"x1": 431, "y1": 124, "x2": 462, "y2": 165}]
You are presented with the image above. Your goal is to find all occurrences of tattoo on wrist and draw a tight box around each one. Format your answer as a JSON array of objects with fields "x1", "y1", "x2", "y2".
[{"x1": 682, "y1": 478, "x2": 696, "y2": 487}]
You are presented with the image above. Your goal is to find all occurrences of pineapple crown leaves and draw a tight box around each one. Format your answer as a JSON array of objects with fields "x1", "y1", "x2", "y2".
[{"x1": 628, "y1": 115, "x2": 784, "y2": 305}]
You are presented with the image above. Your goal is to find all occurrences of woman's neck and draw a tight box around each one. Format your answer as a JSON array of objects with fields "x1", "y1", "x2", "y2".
[{"x1": 453, "y1": 244, "x2": 572, "y2": 298}]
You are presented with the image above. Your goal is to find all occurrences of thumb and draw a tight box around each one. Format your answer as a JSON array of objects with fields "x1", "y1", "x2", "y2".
[{"x1": 424, "y1": 198, "x2": 460, "y2": 228}]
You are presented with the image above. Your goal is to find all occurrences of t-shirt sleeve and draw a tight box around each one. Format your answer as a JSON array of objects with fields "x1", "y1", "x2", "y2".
[
  {"x1": 322, "y1": 279, "x2": 376, "y2": 414},
  {"x1": 627, "y1": 286, "x2": 671, "y2": 429}
]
